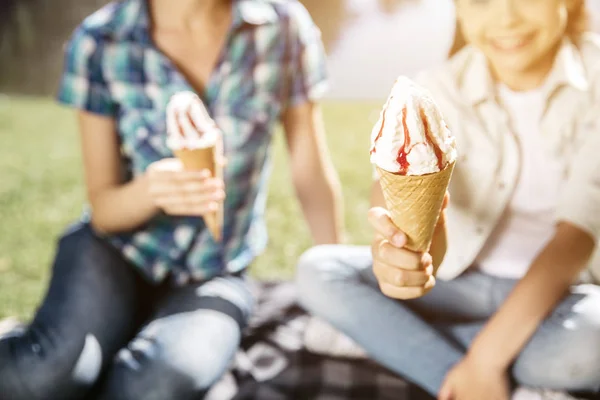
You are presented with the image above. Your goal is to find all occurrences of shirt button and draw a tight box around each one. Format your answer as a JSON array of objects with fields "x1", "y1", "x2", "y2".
[
  {"x1": 476, "y1": 227, "x2": 484, "y2": 235},
  {"x1": 498, "y1": 181, "x2": 506, "y2": 190}
]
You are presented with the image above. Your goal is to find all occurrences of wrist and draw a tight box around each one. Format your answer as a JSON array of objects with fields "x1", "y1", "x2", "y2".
[
  {"x1": 466, "y1": 344, "x2": 511, "y2": 372},
  {"x1": 138, "y1": 172, "x2": 161, "y2": 214}
]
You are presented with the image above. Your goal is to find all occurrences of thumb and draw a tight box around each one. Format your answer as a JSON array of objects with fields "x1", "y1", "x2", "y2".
[{"x1": 367, "y1": 207, "x2": 406, "y2": 247}]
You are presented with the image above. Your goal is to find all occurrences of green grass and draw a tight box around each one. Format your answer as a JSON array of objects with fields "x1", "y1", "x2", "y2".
[{"x1": 0, "y1": 96, "x2": 381, "y2": 319}]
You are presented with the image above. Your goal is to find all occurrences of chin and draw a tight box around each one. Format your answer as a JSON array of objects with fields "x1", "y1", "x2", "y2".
[
  {"x1": 487, "y1": 49, "x2": 541, "y2": 73},
  {"x1": 495, "y1": 57, "x2": 539, "y2": 74}
]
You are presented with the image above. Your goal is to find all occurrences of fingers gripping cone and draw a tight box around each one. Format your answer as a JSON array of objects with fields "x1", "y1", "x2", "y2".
[
  {"x1": 166, "y1": 91, "x2": 224, "y2": 241},
  {"x1": 174, "y1": 146, "x2": 224, "y2": 241},
  {"x1": 376, "y1": 162, "x2": 454, "y2": 253}
]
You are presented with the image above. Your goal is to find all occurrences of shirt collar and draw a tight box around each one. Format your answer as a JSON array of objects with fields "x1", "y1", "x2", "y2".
[
  {"x1": 106, "y1": 0, "x2": 277, "y2": 44},
  {"x1": 94, "y1": 0, "x2": 151, "y2": 44},
  {"x1": 544, "y1": 39, "x2": 589, "y2": 93},
  {"x1": 460, "y1": 39, "x2": 589, "y2": 106}
]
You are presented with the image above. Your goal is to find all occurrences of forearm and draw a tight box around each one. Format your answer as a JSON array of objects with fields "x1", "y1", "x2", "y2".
[
  {"x1": 468, "y1": 225, "x2": 594, "y2": 368},
  {"x1": 90, "y1": 174, "x2": 159, "y2": 234},
  {"x1": 295, "y1": 171, "x2": 344, "y2": 244},
  {"x1": 283, "y1": 102, "x2": 345, "y2": 244}
]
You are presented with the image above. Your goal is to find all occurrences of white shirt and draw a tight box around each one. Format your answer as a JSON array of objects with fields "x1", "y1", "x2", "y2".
[
  {"x1": 411, "y1": 35, "x2": 600, "y2": 283},
  {"x1": 475, "y1": 85, "x2": 563, "y2": 278},
  {"x1": 590, "y1": 0, "x2": 600, "y2": 33}
]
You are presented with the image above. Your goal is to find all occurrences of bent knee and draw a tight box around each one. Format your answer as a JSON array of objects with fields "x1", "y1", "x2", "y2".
[
  {"x1": 0, "y1": 333, "x2": 102, "y2": 400},
  {"x1": 514, "y1": 329, "x2": 600, "y2": 390},
  {"x1": 296, "y1": 245, "x2": 373, "y2": 315},
  {"x1": 100, "y1": 348, "x2": 225, "y2": 400},
  {"x1": 100, "y1": 314, "x2": 238, "y2": 400},
  {"x1": 296, "y1": 245, "x2": 371, "y2": 289}
]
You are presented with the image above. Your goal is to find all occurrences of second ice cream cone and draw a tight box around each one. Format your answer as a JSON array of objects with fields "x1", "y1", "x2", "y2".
[
  {"x1": 174, "y1": 147, "x2": 223, "y2": 241},
  {"x1": 376, "y1": 162, "x2": 454, "y2": 252}
]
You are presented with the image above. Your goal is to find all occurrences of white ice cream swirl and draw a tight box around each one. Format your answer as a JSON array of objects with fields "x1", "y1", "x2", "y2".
[
  {"x1": 166, "y1": 91, "x2": 220, "y2": 150},
  {"x1": 370, "y1": 77, "x2": 457, "y2": 175}
]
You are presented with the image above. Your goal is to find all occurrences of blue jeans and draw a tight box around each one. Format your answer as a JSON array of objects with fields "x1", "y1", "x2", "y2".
[
  {"x1": 0, "y1": 224, "x2": 253, "y2": 400},
  {"x1": 296, "y1": 245, "x2": 600, "y2": 396}
]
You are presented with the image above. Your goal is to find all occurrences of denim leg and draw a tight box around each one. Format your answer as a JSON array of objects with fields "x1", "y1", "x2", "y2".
[
  {"x1": 97, "y1": 274, "x2": 254, "y2": 400},
  {"x1": 296, "y1": 245, "x2": 501, "y2": 396},
  {"x1": 0, "y1": 224, "x2": 144, "y2": 400},
  {"x1": 512, "y1": 284, "x2": 600, "y2": 392},
  {"x1": 435, "y1": 280, "x2": 600, "y2": 393}
]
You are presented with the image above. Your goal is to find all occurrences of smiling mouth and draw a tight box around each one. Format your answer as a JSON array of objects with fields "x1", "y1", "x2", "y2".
[{"x1": 489, "y1": 34, "x2": 535, "y2": 51}]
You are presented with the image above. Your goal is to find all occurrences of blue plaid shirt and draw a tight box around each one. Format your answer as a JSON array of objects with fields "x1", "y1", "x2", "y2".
[{"x1": 57, "y1": 0, "x2": 328, "y2": 284}]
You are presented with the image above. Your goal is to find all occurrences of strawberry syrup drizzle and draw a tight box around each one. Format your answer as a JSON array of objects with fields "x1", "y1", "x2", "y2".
[
  {"x1": 419, "y1": 107, "x2": 444, "y2": 171},
  {"x1": 395, "y1": 106, "x2": 411, "y2": 175},
  {"x1": 176, "y1": 109, "x2": 186, "y2": 137},
  {"x1": 370, "y1": 98, "x2": 389, "y2": 155},
  {"x1": 372, "y1": 98, "x2": 445, "y2": 175},
  {"x1": 176, "y1": 104, "x2": 203, "y2": 150},
  {"x1": 186, "y1": 104, "x2": 201, "y2": 134}
]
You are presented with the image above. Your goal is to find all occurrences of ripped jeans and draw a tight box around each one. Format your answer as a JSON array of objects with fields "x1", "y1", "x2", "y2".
[{"x1": 0, "y1": 223, "x2": 253, "y2": 400}]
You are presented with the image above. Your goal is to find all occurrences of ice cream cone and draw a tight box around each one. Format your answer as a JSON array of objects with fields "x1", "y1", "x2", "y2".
[
  {"x1": 376, "y1": 162, "x2": 454, "y2": 252},
  {"x1": 174, "y1": 147, "x2": 223, "y2": 241}
]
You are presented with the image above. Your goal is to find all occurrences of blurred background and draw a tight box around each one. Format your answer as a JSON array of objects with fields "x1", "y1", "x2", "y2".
[
  {"x1": 1, "y1": 0, "x2": 599, "y2": 319},
  {"x1": 0, "y1": 0, "x2": 457, "y2": 97}
]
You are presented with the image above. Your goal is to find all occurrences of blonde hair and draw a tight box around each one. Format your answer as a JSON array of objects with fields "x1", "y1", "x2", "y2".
[{"x1": 449, "y1": 0, "x2": 590, "y2": 57}]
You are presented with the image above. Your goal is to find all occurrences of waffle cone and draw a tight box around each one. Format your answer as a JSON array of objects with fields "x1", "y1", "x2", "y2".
[
  {"x1": 376, "y1": 162, "x2": 454, "y2": 252},
  {"x1": 174, "y1": 147, "x2": 223, "y2": 241}
]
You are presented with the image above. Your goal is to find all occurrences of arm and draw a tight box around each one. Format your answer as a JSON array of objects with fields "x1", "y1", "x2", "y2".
[
  {"x1": 467, "y1": 106, "x2": 600, "y2": 369},
  {"x1": 439, "y1": 223, "x2": 594, "y2": 400},
  {"x1": 80, "y1": 111, "x2": 224, "y2": 234},
  {"x1": 282, "y1": 101, "x2": 344, "y2": 244},
  {"x1": 58, "y1": 30, "x2": 161, "y2": 233},
  {"x1": 467, "y1": 222, "x2": 595, "y2": 369},
  {"x1": 61, "y1": 28, "x2": 223, "y2": 235},
  {"x1": 79, "y1": 111, "x2": 159, "y2": 233}
]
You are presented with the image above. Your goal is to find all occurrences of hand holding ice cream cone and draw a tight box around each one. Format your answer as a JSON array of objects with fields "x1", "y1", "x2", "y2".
[
  {"x1": 159, "y1": 91, "x2": 225, "y2": 241},
  {"x1": 146, "y1": 158, "x2": 225, "y2": 218},
  {"x1": 369, "y1": 76, "x2": 457, "y2": 299},
  {"x1": 368, "y1": 191, "x2": 449, "y2": 299}
]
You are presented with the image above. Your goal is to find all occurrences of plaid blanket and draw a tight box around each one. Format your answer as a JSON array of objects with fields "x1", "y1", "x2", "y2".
[
  {"x1": 206, "y1": 281, "x2": 434, "y2": 400},
  {"x1": 207, "y1": 281, "x2": 600, "y2": 400}
]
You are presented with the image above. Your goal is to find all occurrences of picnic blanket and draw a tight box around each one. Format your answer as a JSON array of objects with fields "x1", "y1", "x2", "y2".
[
  {"x1": 206, "y1": 280, "x2": 434, "y2": 400},
  {"x1": 208, "y1": 281, "x2": 600, "y2": 400}
]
